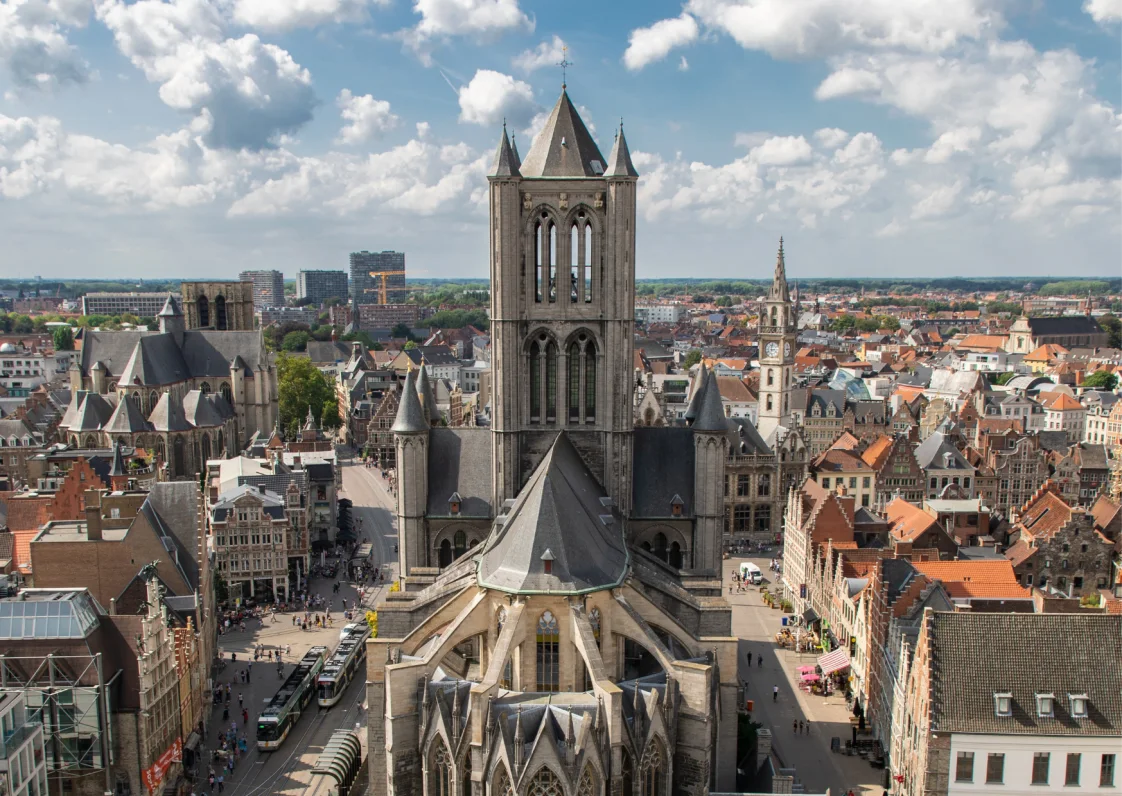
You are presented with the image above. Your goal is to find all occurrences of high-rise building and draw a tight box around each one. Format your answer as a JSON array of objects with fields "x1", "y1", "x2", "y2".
[
  {"x1": 349, "y1": 251, "x2": 405, "y2": 304},
  {"x1": 296, "y1": 270, "x2": 348, "y2": 306},
  {"x1": 238, "y1": 270, "x2": 285, "y2": 310},
  {"x1": 81, "y1": 292, "x2": 169, "y2": 317}
]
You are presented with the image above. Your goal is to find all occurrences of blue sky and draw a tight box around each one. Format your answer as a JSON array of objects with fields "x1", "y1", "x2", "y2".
[{"x1": 0, "y1": 0, "x2": 1119, "y2": 281}]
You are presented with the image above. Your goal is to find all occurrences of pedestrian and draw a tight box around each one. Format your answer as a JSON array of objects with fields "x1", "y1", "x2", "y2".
[
  {"x1": 798, "y1": 720, "x2": 804, "y2": 733},
  {"x1": 758, "y1": 654, "x2": 763, "y2": 667},
  {"x1": 246, "y1": 663, "x2": 251, "y2": 683},
  {"x1": 237, "y1": 693, "x2": 243, "y2": 708},
  {"x1": 217, "y1": 775, "x2": 224, "y2": 793},
  {"x1": 805, "y1": 720, "x2": 811, "y2": 735},
  {"x1": 242, "y1": 708, "x2": 248, "y2": 725},
  {"x1": 222, "y1": 706, "x2": 229, "y2": 721},
  {"x1": 792, "y1": 719, "x2": 798, "y2": 733},
  {"x1": 746, "y1": 652, "x2": 752, "y2": 668},
  {"x1": 773, "y1": 685, "x2": 778, "y2": 702}
]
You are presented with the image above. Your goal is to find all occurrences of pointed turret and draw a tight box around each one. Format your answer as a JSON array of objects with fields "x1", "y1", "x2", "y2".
[
  {"x1": 303, "y1": 405, "x2": 317, "y2": 431},
  {"x1": 683, "y1": 363, "x2": 708, "y2": 424},
  {"x1": 391, "y1": 369, "x2": 429, "y2": 433},
  {"x1": 416, "y1": 364, "x2": 438, "y2": 424},
  {"x1": 769, "y1": 237, "x2": 790, "y2": 303},
  {"x1": 158, "y1": 293, "x2": 185, "y2": 344},
  {"x1": 109, "y1": 441, "x2": 128, "y2": 491},
  {"x1": 510, "y1": 133, "x2": 521, "y2": 168},
  {"x1": 604, "y1": 123, "x2": 639, "y2": 178},
  {"x1": 520, "y1": 89, "x2": 606, "y2": 178},
  {"x1": 489, "y1": 123, "x2": 522, "y2": 179},
  {"x1": 691, "y1": 370, "x2": 729, "y2": 433}
]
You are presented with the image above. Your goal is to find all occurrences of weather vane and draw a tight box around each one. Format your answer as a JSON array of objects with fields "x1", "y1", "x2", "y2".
[{"x1": 558, "y1": 45, "x2": 572, "y2": 89}]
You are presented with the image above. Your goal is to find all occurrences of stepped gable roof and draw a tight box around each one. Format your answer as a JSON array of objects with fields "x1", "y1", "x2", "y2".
[
  {"x1": 148, "y1": 391, "x2": 191, "y2": 432},
  {"x1": 427, "y1": 428, "x2": 493, "y2": 518},
  {"x1": 104, "y1": 394, "x2": 151, "y2": 434},
  {"x1": 691, "y1": 371, "x2": 730, "y2": 432},
  {"x1": 477, "y1": 432, "x2": 628, "y2": 595},
  {"x1": 391, "y1": 368, "x2": 428, "y2": 433},
  {"x1": 604, "y1": 125, "x2": 639, "y2": 177},
  {"x1": 519, "y1": 89, "x2": 607, "y2": 178},
  {"x1": 929, "y1": 612, "x2": 1122, "y2": 735},
  {"x1": 633, "y1": 427, "x2": 695, "y2": 518}
]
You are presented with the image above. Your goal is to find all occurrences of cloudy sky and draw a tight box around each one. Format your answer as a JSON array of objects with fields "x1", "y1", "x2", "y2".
[{"x1": 0, "y1": 0, "x2": 1119, "y2": 281}]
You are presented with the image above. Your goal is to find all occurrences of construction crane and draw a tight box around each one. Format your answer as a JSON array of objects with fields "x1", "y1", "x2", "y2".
[{"x1": 363, "y1": 270, "x2": 406, "y2": 305}]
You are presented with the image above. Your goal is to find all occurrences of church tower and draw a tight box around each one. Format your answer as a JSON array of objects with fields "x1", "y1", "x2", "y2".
[
  {"x1": 757, "y1": 239, "x2": 796, "y2": 441},
  {"x1": 487, "y1": 89, "x2": 639, "y2": 510}
]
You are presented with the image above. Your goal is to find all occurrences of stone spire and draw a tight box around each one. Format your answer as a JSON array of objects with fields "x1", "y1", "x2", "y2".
[
  {"x1": 604, "y1": 122, "x2": 639, "y2": 178},
  {"x1": 490, "y1": 122, "x2": 521, "y2": 178},
  {"x1": 416, "y1": 364, "x2": 438, "y2": 424},
  {"x1": 510, "y1": 133, "x2": 521, "y2": 169},
  {"x1": 768, "y1": 237, "x2": 790, "y2": 303},
  {"x1": 391, "y1": 368, "x2": 429, "y2": 433},
  {"x1": 514, "y1": 707, "x2": 525, "y2": 771},
  {"x1": 519, "y1": 89, "x2": 606, "y2": 178}
]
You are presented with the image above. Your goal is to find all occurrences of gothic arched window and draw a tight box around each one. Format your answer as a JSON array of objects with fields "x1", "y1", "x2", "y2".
[
  {"x1": 767, "y1": 369, "x2": 774, "y2": 386},
  {"x1": 640, "y1": 742, "x2": 665, "y2": 796},
  {"x1": 669, "y1": 542, "x2": 683, "y2": 569},
  {"x1": 172, "y1": 436, "x2": 185, "y2": 477},
  {"x1": 201, "y1": 433, "x2": 212, "y2": 464},
  {"x1": 429, "y1": 739, "x2": 452, "y2": 796},
  {"x1": 197, "y1": 295, "x2": 210, "y2": 327},
  {"x1": 149, "y1": 391, "x2": 158, "y2": 412},
  {"x1": 454, "y1": 530, "x2": 467, "y2": 559},
  {"x1": 536, "y1": 611, "x2": 559, "y2": 692},
  {"x1": 200, "y1": 382, "x2": 211, "y2": 394},
  {"x1": 578, "y1": 767, "x2": 598, "y2": 796},
  {"x1": 528, "y1": 767, "x2": 563, "y2": 796},
  {"x1": 528, "y1": 334, "x2": 559, "y2": 425},
  {"x1": 220, "y1": 382, "x2": 233, "y2": 407},
  {"x1": 438, "y1": 540, "x2": 452, "y2": 568},
  {"x1": 569, "y1": 211, "x2": 594, "y2": 303},
  {"x1": 493, "y1": 767, "x2": 514, "y2": 796},
  {"x1": 567, "y1": 334, "x2": 597, "y2": 425},
  {"x1": 215, "y1": 295, "x2": 227, "y2": 330},
  {"x1": 460, "y1": 752, "x2": 472, "y2": 796}
]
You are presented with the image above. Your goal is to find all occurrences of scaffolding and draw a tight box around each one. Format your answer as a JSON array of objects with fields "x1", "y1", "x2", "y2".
[{"x1": 0, "y1": 653, "x2": 114, "y2": 793}]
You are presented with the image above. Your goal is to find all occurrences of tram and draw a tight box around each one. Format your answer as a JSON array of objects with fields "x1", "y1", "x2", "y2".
[
  {"x1": 257, "y1": 645, "x2": 328, "y2": 750},
  {"x1": 317, "y1": 623, "x2": 372, "y2": 708}
]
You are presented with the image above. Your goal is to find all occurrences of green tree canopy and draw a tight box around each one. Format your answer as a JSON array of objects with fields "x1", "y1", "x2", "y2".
[
  {"x1": 1037, "y1": 280, "x2": 1111, "y2": 296},
  {"x1": 1082, "y1": 370, "x2": 1119, "y2": 391},
  {"x1": 277, "y1": 353, "x2": 335, "y2": 437},
  {"x1": 52, "y1": 326, "x2": 74, "y2": 351},
  {"x1": 424, "y1": 308, "x2": 489, "y2": 330},
  {"x1": 281, "y1": 330, "x2": 310, "y2": 352},
  {"x1": 1098, "y1": 313, "x2": 1121, "y2": 349},
  {"x1": 683, "y1": 349, "x2": 702, "y2": 368},
  {"x1": 321, "y1": 396, "x2": 342, "y2": 431},
  {"x1": 341, "y1": 330, "x2": 383, "y2": 351}
]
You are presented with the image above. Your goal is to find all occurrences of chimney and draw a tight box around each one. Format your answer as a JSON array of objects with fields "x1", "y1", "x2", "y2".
[
  {"x1": 85, "y1": 504, "x2": 102, "y2": 541},
  {"x1": 293, "y1": 455, "x2": 302, "y2": 469}
]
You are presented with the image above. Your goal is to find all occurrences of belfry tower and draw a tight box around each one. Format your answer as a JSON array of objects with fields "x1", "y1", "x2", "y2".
[
  {"x1": 487, "y1": 89, "x2": 639, "y2": 510},
  {"x1": 757, "y1": 239, "x2": 797, "y2": 441}
]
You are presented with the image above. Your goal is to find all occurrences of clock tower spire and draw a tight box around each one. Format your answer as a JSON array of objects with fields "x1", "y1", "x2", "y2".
[{"x1": 757, "y1": 237, "x2": 796, "y2": 441}]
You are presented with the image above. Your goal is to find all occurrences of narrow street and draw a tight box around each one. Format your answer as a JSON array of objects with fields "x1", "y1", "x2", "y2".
[{"x1": 726, "y1": 556, "x2": 886, "y2": 796}]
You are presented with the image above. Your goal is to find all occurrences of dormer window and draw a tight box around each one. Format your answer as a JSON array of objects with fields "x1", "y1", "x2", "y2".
[
  {"x1": 541, "y1": 548, "x2": 554, "y2": 576},
  {"x1": 994, "y1": 692, "x2": 1013, "y2": 717},
  {"x1": 1069, "y1": 693, "x2": 1088, "y2": 718},
  {"x1": 670, "y1": 494, "x2": 684, "y2": 517},
  {"x1": 1036, "y1": 693, "x2": 1054, "y2": 718},
  {"x1": 448, "y1": 492, "x2": 462, "y2": 515}
]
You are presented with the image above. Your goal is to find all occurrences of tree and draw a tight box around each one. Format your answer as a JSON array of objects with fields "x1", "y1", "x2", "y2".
[
  {"x1": 341, "y1": 330, "x2": 382, "y2": 351},
  {"x1": 391, "y1": 322, "x2": 414, "y2": 340},
  {"x1": 404, "y1": 340, "x2": 417, "y2": 350},
  {"x1": 1082, "y1": 370, "x2": 1118, "y2": 391},
  {"x1": 991, "y1": 372, "x2": 1017, "y2": 386},
  {"x1": 321, "y1": 396, "x2": 342, "y2": 431},
  {"x1": 281, "y1": 331, "x2": 310, "y2": 352},
  {"x1": 277, "y1": 353, "x2": 336, "y2": 436},
  {"x1": 691, "y1": 294, "x2": 713, "y2": 304},
  {"x1": 683, "y1": 350, "x2": 702, "y2": 368},
  {"x1": 1098, "y1": 313, "x2": 1121, "y2": 349},
  {"x1": 52, "y1": 326, "x2": 74, "y2": 351},
  {"x1": 832, "y1": 314, "x2": 856, "y2": 332},
  {"x1": 715, "y1": 295, "x2": 732, "y2": 308}
]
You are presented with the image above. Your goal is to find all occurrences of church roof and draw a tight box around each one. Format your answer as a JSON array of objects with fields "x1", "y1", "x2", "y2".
[
  {"x1": 104, "y1": 395, "x2": 151, "y2": 434},
  {"x1": 417, "y1": 365, "x2": 439, "y2": 423},
  {"x1": 476, "y1": 432, "x2": 628, "y2": 595},
  {"x1": 690, "y1": 371, "x2": 729, "y2": 433},
  {"x1": 391, "y1": 369, "x2": 429, "y2": 433},
  {"x1": 519, "y1": 89, "x2": 607, "y2": 178},
  {"x1": 632, "y1": 427, "x2": 695, "y2": 517},
  {"x1": 71, "y1": 393, "x2": 115, "y2": 432},
  {"x1": 604, "y1": 125, "x2": 639, "y2": 178},
  {"x1": 149, "y1": 391, "x2": 192, "y2": 432},
  {"x1": 427, "y1": 428, "x2": 492, "y2": 518},
  {"x1": 158, "y1": 294, "x2": 182, "y2": 317}
]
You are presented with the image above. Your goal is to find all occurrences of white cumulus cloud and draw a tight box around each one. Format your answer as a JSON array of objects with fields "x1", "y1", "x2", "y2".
[
  {"x1": 95, "y1": 0, "x2": 317, "y2": 151},
  {"x1": 411, "y1": 0, "x2": 531, "y2": 40},
  {"x1": 457, "y1": 69, "x2": 536, "y2": 128},
  {"x1": 335, "y1": 89, "x2": 399, "y2": 144},
  {"x1": 512, "y1": 34, "x2": 565, "y2": 72},
  {"x1": 0, "y1": 0, "x2": 91, "y2": 89},
  {"x1": 1083, "y1": 0, "x2": 1122, "y2": 23},
  {"x1": 229, "y1": 0, "x2": 387, "y2": 31},
  {"x1": 622, "y1": 13, "x2": 699, "y2": 71}
]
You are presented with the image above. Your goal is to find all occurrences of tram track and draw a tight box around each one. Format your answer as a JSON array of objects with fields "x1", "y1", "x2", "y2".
[{"x1": 233, "y1": 669, "x2": 366, "y2": 796}]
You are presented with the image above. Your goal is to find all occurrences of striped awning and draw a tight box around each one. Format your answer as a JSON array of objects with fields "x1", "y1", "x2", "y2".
[{"x1": 818, "y1": 647, "x2": 850, "y2": 675}]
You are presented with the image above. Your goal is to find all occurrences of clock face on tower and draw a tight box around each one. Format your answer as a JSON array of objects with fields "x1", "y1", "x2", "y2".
[{"x1": 765, "y1": 342, "x2": 779, "y2": 358}]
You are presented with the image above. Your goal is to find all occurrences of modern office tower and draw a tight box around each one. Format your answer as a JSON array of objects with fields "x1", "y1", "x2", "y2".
[
  {"x1": 238, "y1": 270, "x2": 285, "y2": 310},
  {"x1": 349, "y1": 251, "x2": 405, "y2": 304},
  {"x1": 81, "y1": 292, "x2": 169, "y2": 317},
  {"x1": 296, "y1": 270, "x2": 349, "y2": 306}
]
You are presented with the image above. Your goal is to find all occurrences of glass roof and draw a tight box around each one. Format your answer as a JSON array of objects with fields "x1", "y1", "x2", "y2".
[{"x1": 0, "y1": 593, "x2": 103, "y2": 640}]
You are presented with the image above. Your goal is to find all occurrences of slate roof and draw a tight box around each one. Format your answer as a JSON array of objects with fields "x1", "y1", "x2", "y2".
[
  {"x1": 70, "y1": 393, "x2": 116, "y2": 432},
  {"x1": 391, "y1": 369, "x2": 428, "y2": 433},
  {"x1": 80, "y1": 329, "x2": 266, "y2": 383},
  {"x1": 1025, "y1": 316, "x2": 1106, "y2": 337},
  {"x1": 142, "y1": 482, "x2": 202, "y2": 591},
  {"x1": 79, "y1": 331, "x2": 151, "y2": 378},
  {"x1": 103, "y1": 395, "x2": 151, "y2": 433},
  {"x1": 807, "y1": 389, "x2": 845, "y2": 416},
  {"x1": 426, "y1": 428, "x2": 493, "y2": 518},
  {"x1": 148, "y1": 392, "x2": 192, "y2": 432},
  {"x1": 477, "y1": 432, "x2": 627, "y2": 595},
  {"x1": 604, "y1": 126, "x2": 639, "y2": 178},
  {"x1": 489, "y1": 126, "x2": 521, "y2": 178},
  {"x1": 928, "y1": 612, "x2": 1122, "y2": 735},
  {"x1": 519, "y1": 89, "x2": 607, "y2": 178},
  {"x1": 632, "y1": 427, "x2": 695, "y2": 517},
  {"x1": 914, "y1": 432, "x2": 973, "y2": 471},
  {"x1": 691, "y1": 371, "x2": 730, "y2": 432},
  {"x1": 211, "y1": 484, "x2": 287, "y2": 523}
]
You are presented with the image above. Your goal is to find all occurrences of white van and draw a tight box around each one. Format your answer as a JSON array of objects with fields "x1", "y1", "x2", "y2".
[{"x1": 740, "y1": 562, "x2": 763, "y2": 585}]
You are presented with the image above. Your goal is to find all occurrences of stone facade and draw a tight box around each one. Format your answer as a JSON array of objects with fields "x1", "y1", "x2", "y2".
[{"x1": 180, "y1": 280, "x2": 255, "y2": 331}]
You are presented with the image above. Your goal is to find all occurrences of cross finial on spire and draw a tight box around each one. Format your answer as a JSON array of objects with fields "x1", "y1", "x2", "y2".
[{"x1": 558, "y1": 45, "x2": 572, "y2": 89}]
